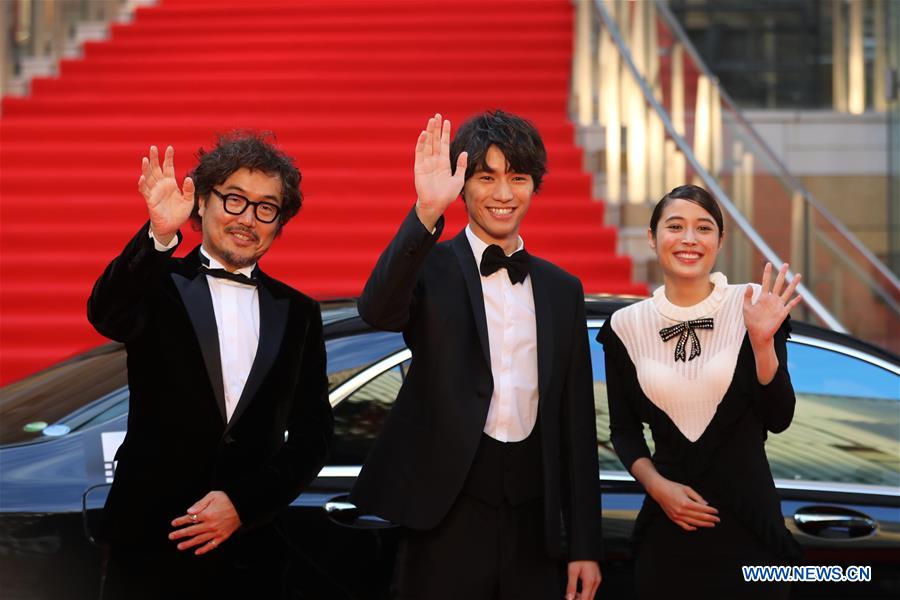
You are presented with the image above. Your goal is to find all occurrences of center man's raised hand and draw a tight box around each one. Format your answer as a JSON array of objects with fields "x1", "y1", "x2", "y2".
[
  {"x1": 414, "y1": 113, "x2": 468, "y2": 231},
  {"x1": 138, "y1": 145, "x2": 195, "y2": 246}
]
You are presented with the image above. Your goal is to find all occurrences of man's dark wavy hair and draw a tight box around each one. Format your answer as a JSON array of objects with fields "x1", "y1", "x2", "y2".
[
  {"x1": 188, "y1": 131, "x2": 302, "y2": 234},
  {"x1": 449, "y1": 110, "x2": 547, "y2": 193}
]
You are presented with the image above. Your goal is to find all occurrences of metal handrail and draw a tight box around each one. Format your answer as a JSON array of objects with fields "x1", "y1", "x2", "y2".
[
  {"x1": 592, "y1": 0, "x2": 846, "y2": 332},
  {"x1": 655, "y1": 0, "x2": 900, "y2": 295},
  {"x1": 814, "y1": 229, "x2": 900, "y2": 317},
  {"x1": 1, "y1": 0, "x2": 135, "y2": 100}
]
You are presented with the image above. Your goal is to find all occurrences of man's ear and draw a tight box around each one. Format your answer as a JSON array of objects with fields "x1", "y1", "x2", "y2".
[{"x1": 197, "y1": 195, "x2": 207, "y2": 218}]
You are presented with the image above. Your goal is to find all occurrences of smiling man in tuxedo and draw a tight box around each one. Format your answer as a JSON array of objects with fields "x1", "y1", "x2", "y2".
[
  {"x1": 88, "y1": 133, "x2": 333, "y2": 599},
  {"x1": 351, "y1": 111, "x2": 602, "y2": 599}
]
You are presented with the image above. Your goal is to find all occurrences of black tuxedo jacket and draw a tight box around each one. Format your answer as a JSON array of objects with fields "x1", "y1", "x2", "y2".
[
  {"x1": 349, "y1": 208, "x2": 602, "y2": 561},
  {"x1": 87, "y1": 223, "x2": 333, "y2": 548}
]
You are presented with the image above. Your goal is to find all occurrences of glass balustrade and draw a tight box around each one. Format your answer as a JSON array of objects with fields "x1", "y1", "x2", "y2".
[{"x1": 572, "y1": 0, "x2": 900, "y2": 353}]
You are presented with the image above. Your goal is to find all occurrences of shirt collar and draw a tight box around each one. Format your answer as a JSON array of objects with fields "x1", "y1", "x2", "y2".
[
  {"x1": 199, "y1": 246, "x2": 257, "y2": 279},
  {"x1": 464, "y1": 225, "x2": 525, "y2": 266},
  {"x1": 652, "y1": 272, "x2": 728, "y2": 322}
]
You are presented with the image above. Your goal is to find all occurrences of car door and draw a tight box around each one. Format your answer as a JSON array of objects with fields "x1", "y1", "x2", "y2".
[
  {"x1": 287, "y1": 319, "x2": 647, "y2": 599},
  {"x1": 279, "y1": 329, "x2": 408, "y2": 600},
  {"x1": 586, "y1": 320, "x2": 900, "y2": 599},
  {"x1": 0, "y1": 344, "x2": 129, "y2": 600},
  {"x1": 766, "y1": 333, "x2": 900, "y2": 599},
  {"x1": 586, "y1": 320, "x2": 653, "y2": 598}
]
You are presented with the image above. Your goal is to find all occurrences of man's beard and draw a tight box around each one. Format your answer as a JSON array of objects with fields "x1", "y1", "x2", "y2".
[
  {"x1": 218, "y1": 247, "x2": 258, "y2": 270},
  {"x1": 209, "y1": 225, "x2": 263, "y2": 270}
]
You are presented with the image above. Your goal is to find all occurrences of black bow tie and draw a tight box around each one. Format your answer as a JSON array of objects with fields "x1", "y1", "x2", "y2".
[
  {"x1": 479, "y1": 244, "x2": 531, "y2": 285},
  {"x1": 199, "y1": 254, "x2": 258, "y2": 287},
  {"x1": 659, "y1": 317, "x2": 714, "y2": 362}
]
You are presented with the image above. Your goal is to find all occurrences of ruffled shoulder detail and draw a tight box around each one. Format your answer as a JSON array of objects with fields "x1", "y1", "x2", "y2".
[
  {"x1": 595, "y1": 317, "x2": 615, "y2": 346},
  {"x1": 596, "y1": 313, "x2": 635, "y2": 373},
  {"x1": 607, "y1": 299, "x2": 644, "y2": 332}
]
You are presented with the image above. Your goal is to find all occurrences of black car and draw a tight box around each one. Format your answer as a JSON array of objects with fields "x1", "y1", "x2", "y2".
[{"x1": 1, "y1": 298, "x2": 898, "y2": 599}]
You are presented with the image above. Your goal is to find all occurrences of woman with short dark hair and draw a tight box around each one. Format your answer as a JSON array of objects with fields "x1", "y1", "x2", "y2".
[{"x1": 598, "y1": 184, "x2": 803, "y2": 598}]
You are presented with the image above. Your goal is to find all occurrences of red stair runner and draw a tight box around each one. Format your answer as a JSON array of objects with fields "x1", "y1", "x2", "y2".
[{"x1": 0, "y1": 0, "x2": 646, "y2": 385}]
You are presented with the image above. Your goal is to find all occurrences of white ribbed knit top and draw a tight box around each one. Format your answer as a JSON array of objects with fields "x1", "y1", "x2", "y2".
[{"x1": 610, "y1": 273, "x2": 761, "y2": 442}]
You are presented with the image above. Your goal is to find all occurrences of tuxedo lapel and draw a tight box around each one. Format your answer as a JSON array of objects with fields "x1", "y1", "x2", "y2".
[
  {"x1": 450, "y1": 232, "x2": 491, "y2": 368},
  {"x1": 225, "y1": 277, "x2": 289, "y2": 433},
  {"x1": 171, "y1": 268, "x2": 227, "y2": 423},
  {"x1": 529, "y1": 262, "x2": 554, "y2": 407}
]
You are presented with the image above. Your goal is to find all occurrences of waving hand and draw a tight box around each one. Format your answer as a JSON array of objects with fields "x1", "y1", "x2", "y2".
[
  {"x1": 744, "y1": 262, "x2": 802, "y2": 343},
  {"x1": 414, "y1": 114, "x2": 467, "y2": 231},
  {"x1": 138, "y1": 145, "x2": 195, "y2": 244}
]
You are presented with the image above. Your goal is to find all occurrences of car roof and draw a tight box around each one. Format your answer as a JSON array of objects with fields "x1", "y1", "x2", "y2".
[
  {"x1": 17, "y1": 296, "x2": 894, "y2": 380},
  {"x1": 320, "y1": 296, "x2": 900, "y2": 366}
]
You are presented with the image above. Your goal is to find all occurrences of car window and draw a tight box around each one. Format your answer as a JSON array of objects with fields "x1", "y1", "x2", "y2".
[
  {"x1": 589, "y1": 328, "x2": 656, "y2": 473},
  {"x1": 766, "y1": 342, "x2": 899, "y2": 488},
  {"x1": 0, "y1": 330, "x2": 405, "y2": 447},
  {"x1": 589, "y1": 326, "x2": 900, "y2": 488},
  {"x1": 328, "y1": 362, "x2": 407, "y2": 465},
  {"x1": 325, "y1": 331, "x2": 406, "y2": 391},
  {"x1": 0, "y1": 344, "x2": 127, "y2": 445}
]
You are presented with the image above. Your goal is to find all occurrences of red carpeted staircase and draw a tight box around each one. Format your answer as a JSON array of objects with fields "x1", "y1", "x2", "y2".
[{"x1": 0, "y1": 0, "x2": 646, "y2": 385}]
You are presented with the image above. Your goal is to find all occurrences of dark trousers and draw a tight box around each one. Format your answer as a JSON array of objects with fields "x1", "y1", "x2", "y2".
[
  {"x1": 392, "y1": 495, "x2": 562, "y2": 600},
  {"x1": 392, "y1": 430, "x2": 562, "y2": 600},
  {"x1": 102, "y1": 526, "x2": 289, "y2": 600}
]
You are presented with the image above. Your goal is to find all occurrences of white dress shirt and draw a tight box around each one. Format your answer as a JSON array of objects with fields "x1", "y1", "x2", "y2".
[
  {"x1": 465, "y1": 226, "x2": 540, "y2": 442},
  {"x1": 151, "y1": 231, "x2": 259, "y2": 422}
]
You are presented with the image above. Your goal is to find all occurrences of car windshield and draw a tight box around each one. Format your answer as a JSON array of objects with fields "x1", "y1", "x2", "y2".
[
  {"x1": 0, "y1": 306, "x2": 362, "y2": 447},
  {"x1": 0, "y1": 323, "x2": 405, "y2": 447},
  {"x1": 0, "y1": 344, "x2": 127, "y2": 445}
]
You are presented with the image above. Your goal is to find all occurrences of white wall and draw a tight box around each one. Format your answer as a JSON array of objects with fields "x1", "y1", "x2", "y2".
[{"x1": 741, "y1": 110, "x2": 888, "y2": 176}]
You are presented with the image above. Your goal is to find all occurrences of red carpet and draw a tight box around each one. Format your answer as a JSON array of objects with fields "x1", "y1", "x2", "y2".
[{"x1": 0, "y1": 0, "x2": 645, "y2": 385}]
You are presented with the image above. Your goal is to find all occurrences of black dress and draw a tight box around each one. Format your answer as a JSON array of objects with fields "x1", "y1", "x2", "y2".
[{"x1": 597, "y1": 288, "x2": 802, "y2": 599}]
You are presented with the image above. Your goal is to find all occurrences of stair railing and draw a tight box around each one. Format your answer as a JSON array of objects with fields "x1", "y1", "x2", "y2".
[
  {"x1": 0, "y1": 0, "x2": 147, "y2": 100},
  {"x1": 571, "y1": 0, "x2": 900, "y2": 352},
  {"x1": 654, "y1": 0, "x2": 900, "y2": 309}
]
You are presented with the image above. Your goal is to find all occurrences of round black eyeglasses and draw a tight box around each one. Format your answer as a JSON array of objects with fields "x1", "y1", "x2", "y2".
[{"x1": 211, "y1": 189, "x2": 281, "y2": 224}]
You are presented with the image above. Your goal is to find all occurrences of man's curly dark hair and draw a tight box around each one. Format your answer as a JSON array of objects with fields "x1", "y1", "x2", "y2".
[{"x1": 188, "y1": 131, "x2": 302, "y2": 234}]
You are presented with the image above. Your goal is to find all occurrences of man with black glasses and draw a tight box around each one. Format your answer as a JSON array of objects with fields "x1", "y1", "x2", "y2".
[{"x1": 88, "y1": 132, "x2": 333, "y2": 599}]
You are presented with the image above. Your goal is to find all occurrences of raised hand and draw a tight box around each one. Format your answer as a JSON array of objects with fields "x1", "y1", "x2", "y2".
[
  {"x1": 743, "y1": 262, "x2": 802, "y2": 344},
  {"x1": 414, "y1": 113, "x2": 468, "y2": 231},
  {"x1": 138, "y1": 145, "x2": 195, "y2": 244}
]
